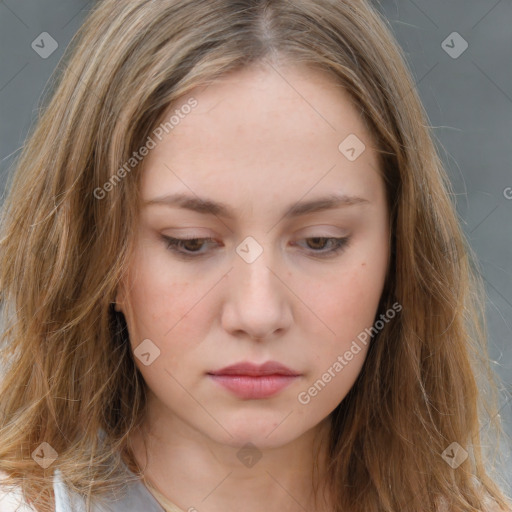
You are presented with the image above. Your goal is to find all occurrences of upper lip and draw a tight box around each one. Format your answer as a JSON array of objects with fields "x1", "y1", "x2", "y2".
[{"x1": 208, "y1": 361, "x2": 301, "y2": 377}]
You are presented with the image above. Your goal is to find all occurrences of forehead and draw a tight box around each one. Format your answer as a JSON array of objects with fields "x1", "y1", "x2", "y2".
[{"x1": 139, "y1": 62, "x2": 383, "y2": 215}]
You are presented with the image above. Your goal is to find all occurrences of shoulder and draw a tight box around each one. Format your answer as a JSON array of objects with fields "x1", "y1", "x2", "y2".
[
  {"x1": 481, "y1": 496, "x2": 512, "y2": 512},
  {"x1": 0, "y1": 470, "x2": 38, "y2": 512},
  {"x1": 436, "y1": 487, "x2": 512, "y2": 512}
]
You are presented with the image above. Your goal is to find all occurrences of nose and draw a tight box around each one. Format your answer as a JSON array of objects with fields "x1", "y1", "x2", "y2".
[{"x1": 220, "y1": 247, "x2": 293, "y2": 342}]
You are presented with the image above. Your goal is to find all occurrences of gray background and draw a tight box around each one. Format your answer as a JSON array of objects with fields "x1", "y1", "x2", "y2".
[{"x1": 0, "y1": 0, "x2": 510, "y2": 493}]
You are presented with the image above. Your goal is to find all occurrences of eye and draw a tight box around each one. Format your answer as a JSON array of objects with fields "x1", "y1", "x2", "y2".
[
  {"x1": 162, "y1": 236, "x2": 217, "y2": 257},
  {"x1": 161, "y1": 235, "x2": 350, "y2": 259},
  {"x1": 293, "y1": 237, "x2": 350, "y2": 257}
]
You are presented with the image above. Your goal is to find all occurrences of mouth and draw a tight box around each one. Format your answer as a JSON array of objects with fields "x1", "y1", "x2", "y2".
[{"x1": 207, "y1": 361, "x2": 301, "y2": 400}]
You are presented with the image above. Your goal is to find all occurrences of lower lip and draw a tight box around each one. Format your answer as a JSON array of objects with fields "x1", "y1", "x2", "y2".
[{"x1": 208, "y1": 374, "x2": 299, "y2": 399}]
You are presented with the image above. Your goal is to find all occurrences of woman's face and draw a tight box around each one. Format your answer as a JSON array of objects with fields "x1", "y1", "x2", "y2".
[{"x1": 116, "y1": 62, "x2": 390, "y2": 449}]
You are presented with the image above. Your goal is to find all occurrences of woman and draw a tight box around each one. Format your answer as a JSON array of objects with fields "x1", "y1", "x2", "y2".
[{"x1": 0, "y1": 0, "x2": 510, "y2": 511}]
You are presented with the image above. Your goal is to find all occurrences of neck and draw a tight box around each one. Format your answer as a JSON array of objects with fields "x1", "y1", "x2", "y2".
[{"x1": 125, "y1": 406, "x2": 334, "y2": 512}]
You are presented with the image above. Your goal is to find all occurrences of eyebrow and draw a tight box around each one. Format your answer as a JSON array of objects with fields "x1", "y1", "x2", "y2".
[{"x1": 143, "y1": 192, "x2": 370, "y2": 219}]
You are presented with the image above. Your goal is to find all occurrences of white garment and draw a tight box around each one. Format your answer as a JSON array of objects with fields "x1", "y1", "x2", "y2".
[
  {"x1": 0, "y1": 464, "x2": 165, "y2": 512},
  {"x1": 53, "y1": 464, "x2": 165, "y2": 512},
  {"x1": 0, "y1": 427, "x2": 165, "y2": 512},
  {"x1": 0, "y1": 481, "x2": 37, "y2": 512},
  {"x1": 0, "y1": 468, "x2": 164, "y2": 512}
]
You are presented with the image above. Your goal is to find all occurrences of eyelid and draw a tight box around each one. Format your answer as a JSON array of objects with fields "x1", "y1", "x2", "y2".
[
  {"x1": 160, "y1": 234, "x2": 351, "y2": 259},
  {"x1": 292, "y1": 236, "x2": 350, "y2": 258}
]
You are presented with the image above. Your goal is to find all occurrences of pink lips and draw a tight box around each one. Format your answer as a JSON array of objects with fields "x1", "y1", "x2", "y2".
[{"x1": 207, "y1": 361, "x2": 301, "y2": 400}]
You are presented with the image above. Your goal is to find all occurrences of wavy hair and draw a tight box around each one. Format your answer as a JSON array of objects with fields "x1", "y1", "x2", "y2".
[{"x1": 0, "y1": 0, "x2": 510, "y2": 511}]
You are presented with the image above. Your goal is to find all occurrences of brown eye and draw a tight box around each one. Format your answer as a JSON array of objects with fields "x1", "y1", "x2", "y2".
[
  {"x1": 305, "y1": 237, "x2": 330, "y2": 250},
  {"x1": 161, "y1": 235, "x2": 350, "y2": 260},
  {"x1": 178, "y1": 239, "x2": 204, "y2": 252},
  {"x1": 162, "y1": 236, "x2": 217, "y2": 257},
  {"x1": 296, "y1": 237, "x2": 350, "y2": 257}
]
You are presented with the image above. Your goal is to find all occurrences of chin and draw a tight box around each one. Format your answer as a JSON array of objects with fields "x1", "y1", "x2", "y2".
[{"x1": 208, "y1": 413, "x2": 305, "y2": 448}]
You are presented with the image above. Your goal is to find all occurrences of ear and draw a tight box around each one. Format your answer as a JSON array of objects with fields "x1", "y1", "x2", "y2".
[{"x1": 113, "y1": 287, "x2": 124, "y2": 313}]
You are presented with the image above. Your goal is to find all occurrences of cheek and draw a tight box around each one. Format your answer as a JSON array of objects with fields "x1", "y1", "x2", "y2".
[
  {"x1": 123, "y1": 244, "x2": 194, "y2": 329},
  {"x1": 293, "y1": 267, "x2": 378, "y2": 411},
  {"x1": 121, "y1": 268, "x2": 200, "y2": 389},
  {"x1": 313, "y1": 260, "x2": 384, "y2": 339},
  {"x1": 300, "y1": 257, "x2": 385, "y2": 398},
  {"x1": 121, "y1": 248, "x2": 220, "y2": 373}
]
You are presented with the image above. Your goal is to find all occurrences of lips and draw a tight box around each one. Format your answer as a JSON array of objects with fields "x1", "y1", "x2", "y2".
[
  {"x1": 207, "y1": 361, "x2": 301, "y2": 400},
  {"x1": 208, "y1": 361, "x2": 301, "y2": 377}
]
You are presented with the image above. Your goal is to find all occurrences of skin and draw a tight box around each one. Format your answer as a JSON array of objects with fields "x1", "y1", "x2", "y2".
[{"x1": 115, "y1": 60, "x2": 390, "y2": 512}]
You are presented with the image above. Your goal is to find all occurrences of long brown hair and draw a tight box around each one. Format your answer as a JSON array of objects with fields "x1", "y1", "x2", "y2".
[{"x1": 0, "y1": 1, "x2": 510, "y2": 511}]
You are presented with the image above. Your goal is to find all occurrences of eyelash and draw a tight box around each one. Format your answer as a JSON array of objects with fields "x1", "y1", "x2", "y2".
[{"x1": 161, "y1": 235, "x2": 350, "y2": 259}]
